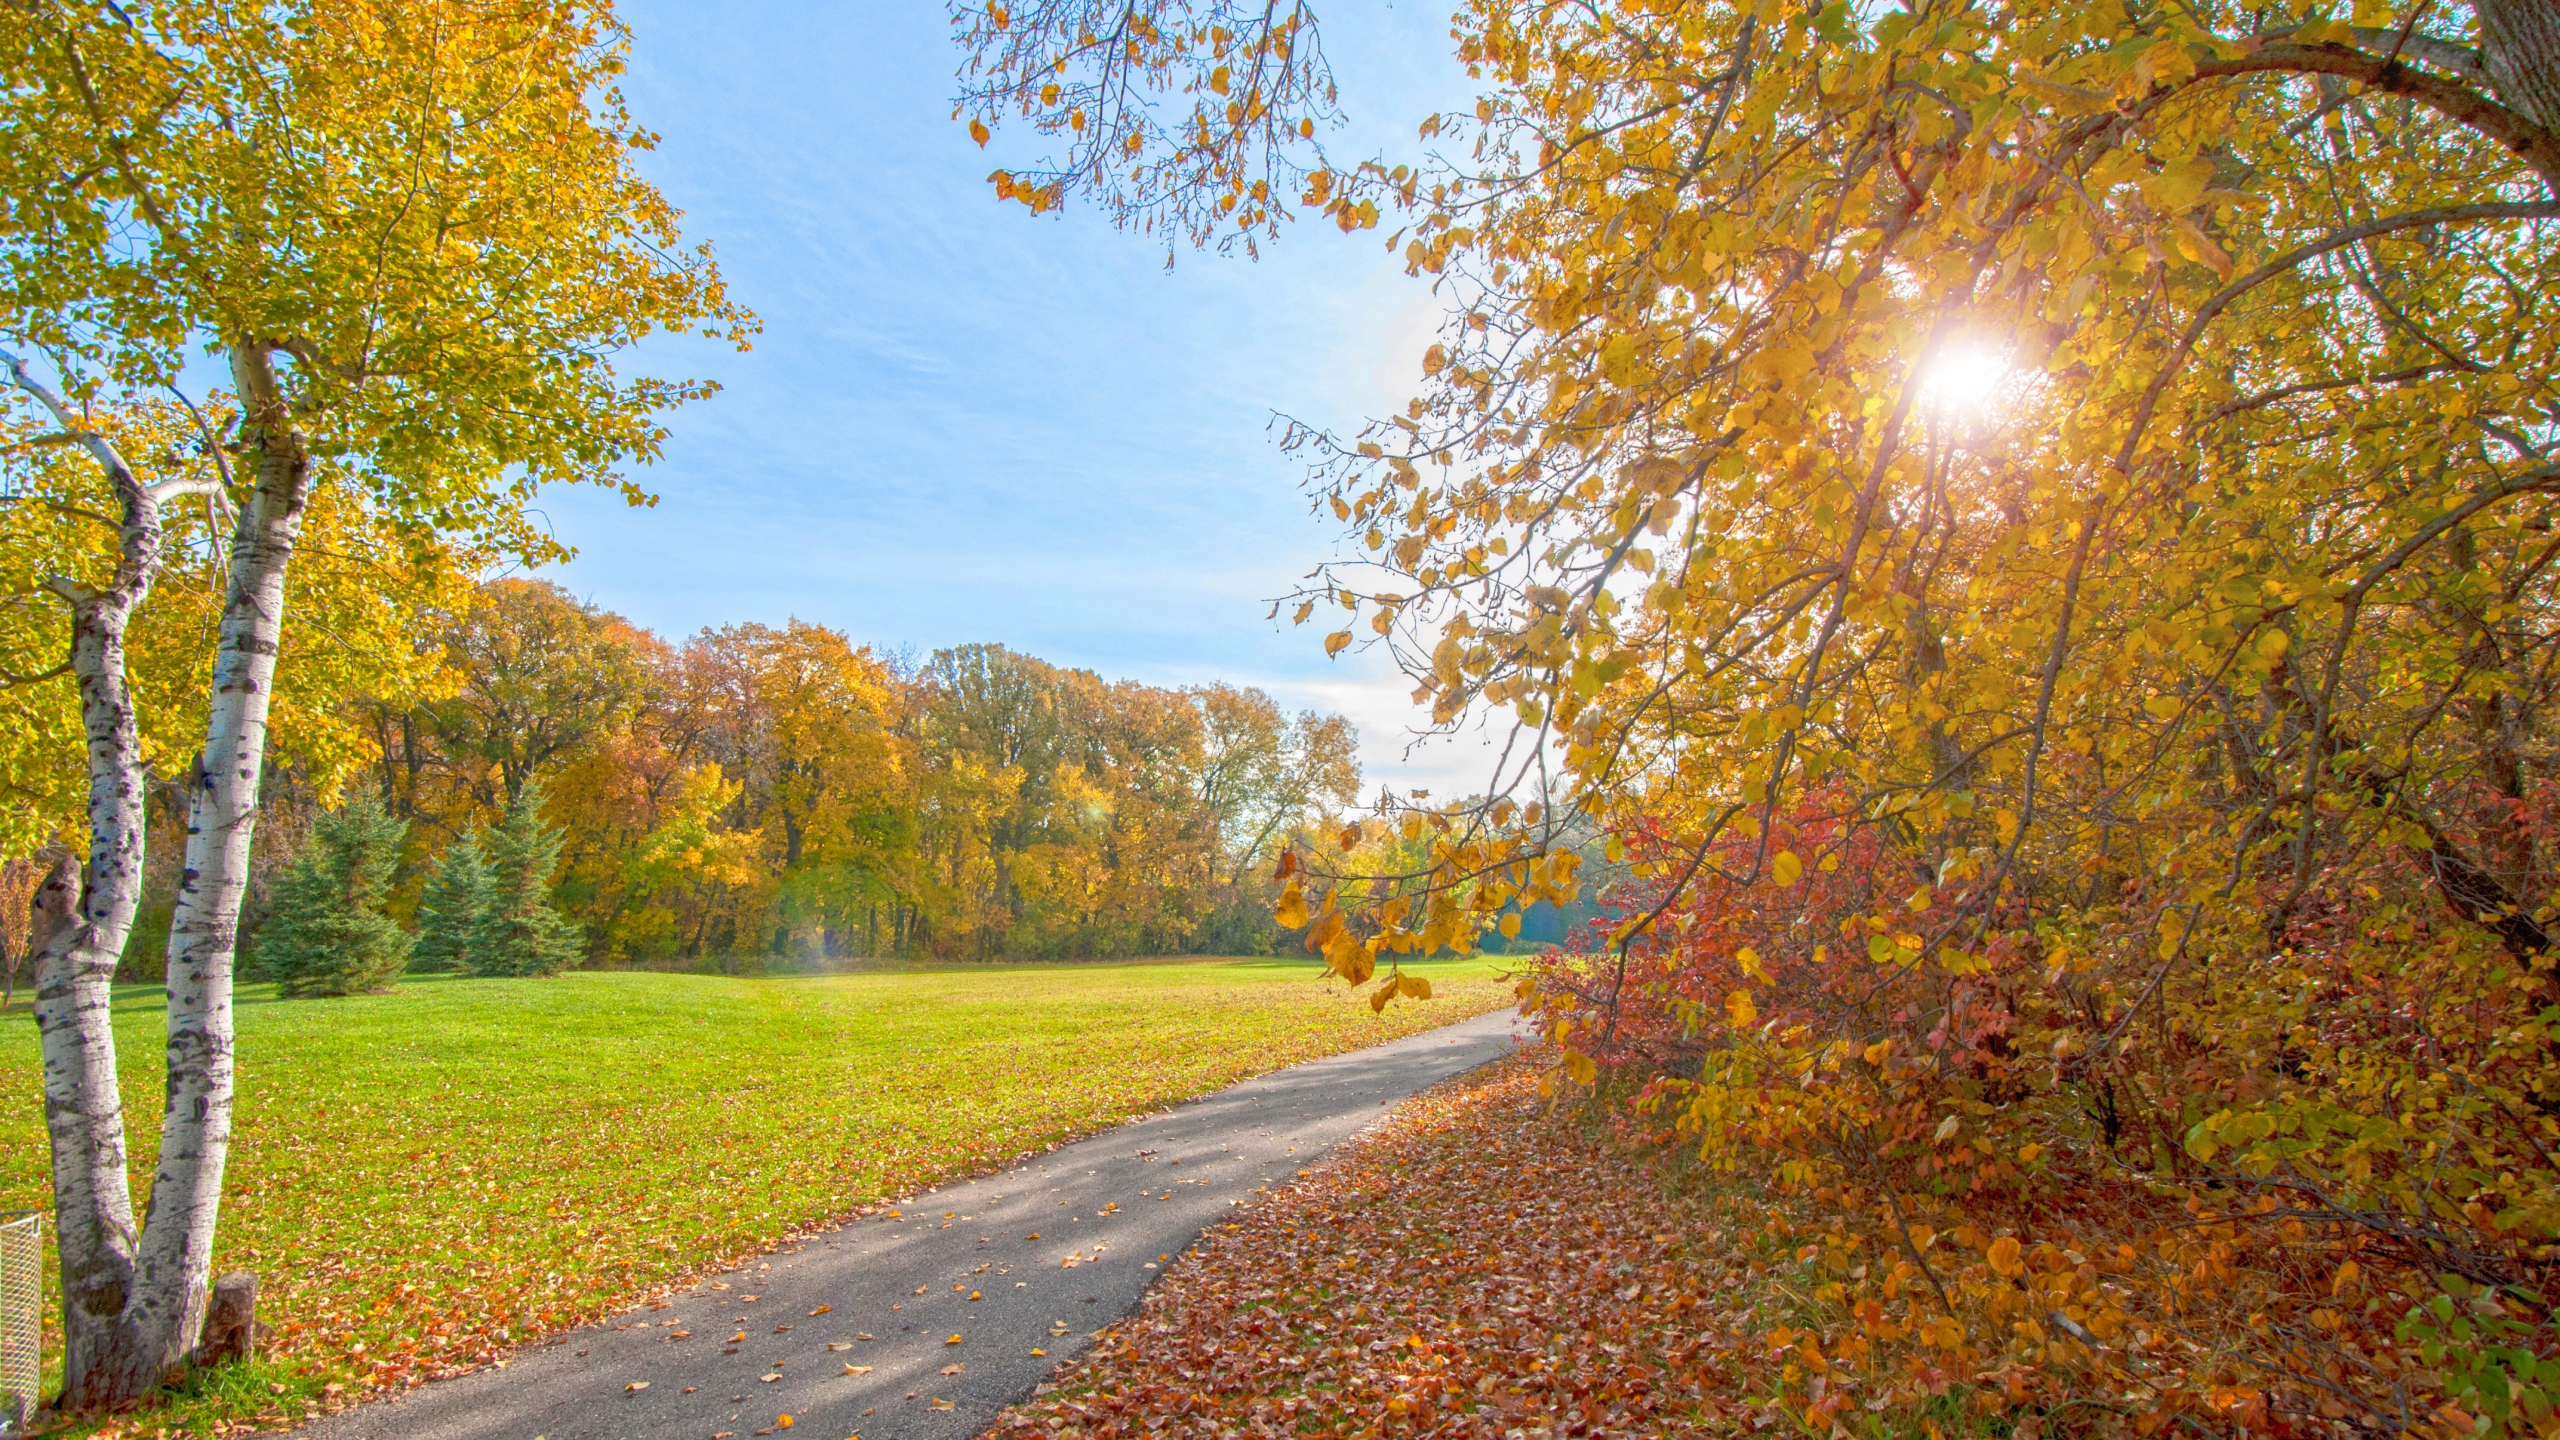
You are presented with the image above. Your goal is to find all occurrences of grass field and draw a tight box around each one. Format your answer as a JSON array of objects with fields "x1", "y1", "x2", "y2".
[{"x1": 0, "y1": 957, "x2": 1511, "y2": 1435}]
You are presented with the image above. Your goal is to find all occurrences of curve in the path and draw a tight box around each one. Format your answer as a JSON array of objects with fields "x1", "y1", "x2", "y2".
[{"x1": 287, "y1": 1006, "x2": 1522, "y2": 1440}]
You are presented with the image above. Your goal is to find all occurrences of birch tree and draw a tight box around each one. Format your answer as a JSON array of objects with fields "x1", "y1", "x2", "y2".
[{"x1": 2, "y1": 0, "x2": 745, "y2": 1408}]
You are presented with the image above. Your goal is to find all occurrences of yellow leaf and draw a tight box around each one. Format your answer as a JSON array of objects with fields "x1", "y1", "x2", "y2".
[
  {"x1": 1370, "y1": 983, "x2": 1395, "y2": 1013},
  {"x1": 1987, "y1": 1236, "x2": 2023, "y2": 1278},
  {"x1": 946, "y1": 1334, "x2": 963, "y2": 1345},
  {"x1": 2172, "y1": 217, "x2": 2235, "y2": 280},
  {"x1": 1325, "y1": 631, "x2": 1351, "y2": 658},
  {"x1": 1275, "y1": 886, "x2": 1307, "y2": 929},
  {"x1": 1726, "y1": 989, "x2": 1757, "y2": 1026},
  {"x1": 968, "y1": 118, "x2": 990, "y2": 147},
  {"x1": 1399, "y1": 973, "x2": 1432, "y2": 1000},
  {"x1": 1772, "y1": 850, "x2": 1803, "y2": 886}
]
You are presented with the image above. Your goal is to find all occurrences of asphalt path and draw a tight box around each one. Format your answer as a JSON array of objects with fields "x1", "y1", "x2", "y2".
[{"x1": 290, "y1": 1006, "x2": 1523, "y2": 1440}]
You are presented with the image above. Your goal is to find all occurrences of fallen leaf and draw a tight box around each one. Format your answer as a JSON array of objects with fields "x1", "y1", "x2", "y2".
[
  {"x1": 940, "y1": 1364, "x2": 963, "y2": 1375},
  {"x1": 1026, "y1": 1232, "x2": 1040, "y2": 1240},
  {"x1": 947, "y1": 1334, "x2": 963, "y2": 1345},
  {"x1": 1030, "y1": 1348, "x2": 1047, "y2": 1357},
  {"x1": 670, "y1": 1331, "x2": 691, "y2": 1340},
  {"x1": 728, "y1": 1331, "x2": 747, "y2": 1343},
  {"x1": 625, "y1": 1382, "x2": 649, "y2": 1393},
  {"x1": 826, "y1": 1341, "x2": 852, "y2": 1351},
  {"x1": 855, "y1": 1333, "x2": 875, "y2": 1341},
  {"x1": 808, "y1": 1305, "x2": 833, "y2": 1316},
  {"x1": 843, "y1": 1364, "x2": 872, "y2": 1375},
  {"x1": 760, "y1": 1373, "x2": 782, "y2": 1384},
  {"x1": 929, "y1": 1399, "x2": 955, "y2": 1411}
]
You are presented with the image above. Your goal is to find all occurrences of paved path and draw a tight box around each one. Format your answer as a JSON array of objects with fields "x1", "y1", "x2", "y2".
[{"x1": 292, "y1": 1007, "x2": 1523, "y2": 1440}]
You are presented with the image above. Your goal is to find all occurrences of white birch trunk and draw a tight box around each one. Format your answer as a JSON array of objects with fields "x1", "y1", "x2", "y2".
[
  {"x1": 11, "y1": 357, "x2": 170, "y2": 1407},
  {"x1": 123, "y1": 341, "x2": 311, "y2": 1381},
  {"x1": 25, "y1": 341, "x2": 310, "y2": 1408}
]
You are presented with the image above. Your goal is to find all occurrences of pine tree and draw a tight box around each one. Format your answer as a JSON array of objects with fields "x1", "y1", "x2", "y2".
[
  {"x1": 412, "y1": 832, "x2": 492, "y2": 973},
  {"x1": 255, "y1": 792, "x2": 412, "y2": 997},
  {"x1": 469, "y1": 783, "x2": 583, "y2": 977}
]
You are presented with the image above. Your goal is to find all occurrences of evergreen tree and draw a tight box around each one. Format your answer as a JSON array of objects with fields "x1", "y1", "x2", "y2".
[
  {"x1": 469, "y1": 784, "x2": 583, "y2": 977},
  {"x1": 411, "y1": 832, "x2": 492, "y2": 973},
  {"x1": 255, "y1": 792, "x2": 412, "y2": 997}
]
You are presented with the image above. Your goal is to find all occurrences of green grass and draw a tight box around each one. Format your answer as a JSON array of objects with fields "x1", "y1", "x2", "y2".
[{"x1": 0, "y1": 957, "x2": 1510, "y2": 1435}]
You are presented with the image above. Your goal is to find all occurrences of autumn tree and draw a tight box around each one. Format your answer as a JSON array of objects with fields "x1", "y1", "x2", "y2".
[
  {"x1": 411, "y1": 580, "x2": 660, "y2": 811},
  {"x1": 3, "y1": 0, "x2": 744, "y2": 1404},
  {"x1": 966, "y1": 0, "x2": 2560, "y2": 1424},
  {"x1": 690, "y1": 622, "x2": 915, "y2": 956},
  {"x1": 1192, "y1": 683, "x2": 1361, "y2": 883}
]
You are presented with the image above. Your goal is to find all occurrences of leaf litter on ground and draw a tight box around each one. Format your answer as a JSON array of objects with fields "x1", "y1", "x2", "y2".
[{"x1": 985, "y1": 1047, "x2": 1816, "y2": 1439}]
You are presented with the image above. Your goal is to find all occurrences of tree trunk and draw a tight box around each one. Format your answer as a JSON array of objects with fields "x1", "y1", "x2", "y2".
[
  {"x1": 142, "y1": 340, "x2": 313, "y2": 1378},
  {"x1": 2478, "y1": 0, "x2": 2560, "y2": 134},
  {"x1": 23, "y1": 387, "x2": 172, "y2": 1408},
  {"x1": 45, "y1": 340, "x2": 311, "y2": 1408}
]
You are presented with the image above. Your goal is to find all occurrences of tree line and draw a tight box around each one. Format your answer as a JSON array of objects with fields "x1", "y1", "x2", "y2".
[
  {"x1": 7, "y1": 577, "x2": 1366, "y2": 994},
  {"x1": 343, "y1": 577, "x2": 1362, "y2": 971}
]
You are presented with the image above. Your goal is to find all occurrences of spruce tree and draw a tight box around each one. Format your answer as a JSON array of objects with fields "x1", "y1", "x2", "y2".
[
  {"x1": 469, "y1": 783, "x2": 584, "y2": 977},
  {"x1": 255, "y1": 792, "x2": 412, "y2": 997},
  {"x1": 412, "y1": 832, "x2": 492, "y2": 972}
]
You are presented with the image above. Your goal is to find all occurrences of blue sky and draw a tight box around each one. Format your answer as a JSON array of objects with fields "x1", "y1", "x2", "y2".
[{"x1": 540, "y1": 2, "x2": 1496, "y2": 793}]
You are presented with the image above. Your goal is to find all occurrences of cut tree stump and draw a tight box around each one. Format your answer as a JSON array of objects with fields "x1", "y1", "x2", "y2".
[{"x1": 195, "y1": 1272, "x2": 259, "y2": 1367}]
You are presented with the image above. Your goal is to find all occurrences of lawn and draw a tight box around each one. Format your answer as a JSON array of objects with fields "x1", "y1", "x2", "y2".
[{"x1": 0, "y1": 957, "x2": 1511, "y2": 1435}]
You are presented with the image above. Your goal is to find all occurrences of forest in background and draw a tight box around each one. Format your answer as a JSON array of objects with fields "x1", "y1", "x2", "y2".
[
  {"x1": 314, "y1": 578, "x2": 1364, "y2": 970},
  {"x1": 4, "y1": 574, "x2": 1375, "y2": 987}
]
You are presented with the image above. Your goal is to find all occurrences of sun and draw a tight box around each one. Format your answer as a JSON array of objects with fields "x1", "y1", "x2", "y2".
[{"x1": 1915, "y1": 338, "x2": 2016, "y2": 417}]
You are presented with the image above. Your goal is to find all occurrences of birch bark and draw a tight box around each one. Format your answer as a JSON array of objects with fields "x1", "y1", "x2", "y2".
[
  {"x1": 7, "y1": 357, "x2": 173, "y2": 1407},
  {"x1": 122, "y1": 340, "x2": 311, "y2": 1382},
  {"x1": 14, "y1": 341, "x2": 309, "y2": 1406}
]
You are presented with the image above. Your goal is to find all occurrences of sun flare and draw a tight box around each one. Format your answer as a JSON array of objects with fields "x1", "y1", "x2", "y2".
[{"x1": 1915, "y1": 339, "x2": 2016, "y2": 417}]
